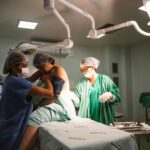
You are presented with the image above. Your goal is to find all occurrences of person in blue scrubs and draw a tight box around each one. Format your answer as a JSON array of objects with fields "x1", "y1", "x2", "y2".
[{"x1": 0, "y1": 52, "x2": 53, "y2": 150}]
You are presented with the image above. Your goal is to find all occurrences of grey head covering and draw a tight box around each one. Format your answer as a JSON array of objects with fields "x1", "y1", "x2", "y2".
[
  {"x1": 80, "y1": 57, "x2": 100, "y2": 69},
  {"x1": 33, "y1": 52, "x2": 55, "y2": 67},
  {"x1": 3, "y1": 51, "x2": 28, "y2": 74}
]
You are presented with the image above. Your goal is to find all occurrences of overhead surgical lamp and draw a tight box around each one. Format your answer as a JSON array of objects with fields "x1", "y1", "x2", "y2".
[
  {"x1": 44, "y1": 0, "x2": 95, "y2": 36},
  {"x1": 87, "y1": 20, "x2": 150, "y2": 39},
  {"x1": 9, "y1": 0, "x2": 74, "y2": 55},
  {"x1": 44, "y1": 0, "x2": 73, "y2": 48},
  {"x1": 44, "y1": 0, "x2": 150, "y2": 40},
  {"x1": 142, "y1": 0, "x2": 150, "y2": 25}
]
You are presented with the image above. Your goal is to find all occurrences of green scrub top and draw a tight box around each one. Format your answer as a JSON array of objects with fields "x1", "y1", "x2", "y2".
[{"x1": 75, "y1": 74, "x2": 121, "y2": 125}]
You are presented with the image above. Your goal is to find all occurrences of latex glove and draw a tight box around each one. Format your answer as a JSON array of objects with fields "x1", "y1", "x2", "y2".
[
  {"x1": 69, "y1": 91, "x2": 80, "y2": 104},
  {"x1": 98, "y1": 92, "x2": 114, "y2": 103}
]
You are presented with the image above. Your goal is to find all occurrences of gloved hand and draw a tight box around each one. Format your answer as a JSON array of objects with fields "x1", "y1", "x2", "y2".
[
  {"x1": 69, "y1": 91, "x2": 80, "y2": 104},
  {"x1": 98, "y1": 92, "x2": 115, "y2": 103}
]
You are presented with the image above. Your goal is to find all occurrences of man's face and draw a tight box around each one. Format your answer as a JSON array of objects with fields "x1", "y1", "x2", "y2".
[
  {"x1": 80, "y1": 64, "x2": 95, "y2": 78},
  {"x1": 80, "y1": 66, "x2": 93, "y2": 73}
]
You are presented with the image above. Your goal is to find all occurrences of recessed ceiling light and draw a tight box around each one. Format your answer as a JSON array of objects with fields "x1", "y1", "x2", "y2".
[{"x1": 18, "y1": 21, "x2": 38, "y2": 29}]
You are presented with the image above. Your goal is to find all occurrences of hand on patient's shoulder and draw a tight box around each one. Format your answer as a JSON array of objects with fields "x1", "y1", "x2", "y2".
[{"x1": 40, "y1": 74, "x2": 51, "y2": 83}]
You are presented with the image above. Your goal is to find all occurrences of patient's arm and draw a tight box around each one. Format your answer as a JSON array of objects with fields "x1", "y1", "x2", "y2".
[
  {"x1": 36, "y1": 75, "x2": 65, "y2": 107},
  {"x1": 37, "y1": 95, "x2": 59, "y2": 107}
]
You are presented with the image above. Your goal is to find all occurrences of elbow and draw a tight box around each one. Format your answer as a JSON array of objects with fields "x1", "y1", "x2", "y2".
[{"x1": 49, "y1": 91, "x2": 53, "y2": 97}]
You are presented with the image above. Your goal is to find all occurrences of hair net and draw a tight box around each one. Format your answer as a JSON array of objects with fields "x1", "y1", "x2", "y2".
[
  {"x1": 33, "y1": 52, "x2": 55, "y2": 67},
  {"x1": 80, "y1": 57, "x2": 100, "y2": 69},
  {"x1": 3, "y1": 52, "x2": 28, "y2": 74}
]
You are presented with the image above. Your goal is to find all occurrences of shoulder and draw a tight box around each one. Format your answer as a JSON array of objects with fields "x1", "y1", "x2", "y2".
[
  {"x1": 53, "y1": 65, "x2": 68, "y2": 80},
  {"x1": 4, "y1": 76, "x2": 32, "y2": 90},
  {"x1": 100, "y1": 74, "x2": 115, "y2": 86},
  {"x1": 6, "y1": 76, "x2": 24, "y2": 84},
  {"x1": 53, "y1": 65, "x2": 65, "y2": 72},
  {"x1": 17, "y1": 77, "x2": 31, "y2": 84},
  {"x1": 101, "y1": 74, "x2": 111, "y2": 80},
  {"x1": 76, "y1": 77, "x2": 87, "y2": 86},
  {"x1": 12, "y1": 77, "x2": 32, "y2": 88},
  {"x1": 99, "y1": 74, "x2": 113, "y2": 83}
]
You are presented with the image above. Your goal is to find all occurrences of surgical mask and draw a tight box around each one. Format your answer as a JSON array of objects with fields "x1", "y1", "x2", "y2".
[
  {"x1": 22, "y1": 67, "x2": 30, "y2": 77},
  {"x1": 84, "y1": 71, "x2": 93, "y2": 78}
]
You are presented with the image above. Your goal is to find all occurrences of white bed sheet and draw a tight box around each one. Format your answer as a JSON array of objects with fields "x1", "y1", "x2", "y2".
[{"x1": 38, "y1": 118, "x2": 138, "y2": 150}]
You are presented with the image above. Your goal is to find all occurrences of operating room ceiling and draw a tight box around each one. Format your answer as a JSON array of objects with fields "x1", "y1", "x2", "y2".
[{"x1": 0, "y1": 0, "x2": 150, "y2": 48}]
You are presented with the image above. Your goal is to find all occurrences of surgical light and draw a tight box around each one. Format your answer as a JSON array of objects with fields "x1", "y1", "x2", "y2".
[
  {"x1": 44, "y1": 0, "x2": 95, "y2": 38},
  {"x1": 142, "y1": 0, "x2": 150, "y2": 25},
  {"x1": 44, "y1": 0, "x2": 150, "y2": 40},
  {"x1": 44, "y1": 0, "x2": 72, "y2": 47}
]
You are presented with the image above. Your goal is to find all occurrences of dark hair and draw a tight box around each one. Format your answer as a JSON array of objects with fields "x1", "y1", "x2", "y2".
[
  {"x1": 48, "y1": 57, "x2": 55, "y2": 65},
  {"x1": 3, "y1": 52, "x2": 27, "y2": 74},
  {"x1": 33, "y1": 52, "x2": 55, "y2": 66}
]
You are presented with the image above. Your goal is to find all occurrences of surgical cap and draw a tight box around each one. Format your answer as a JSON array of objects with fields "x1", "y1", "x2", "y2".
[
  {"x1": 80, "y1": 57, "x2": 100, "y2": 69},
  {"x1": 3, "y1": 51, "x2": 28, "y2": 74},
  {"x1": 33, "y1": 52, "x2": 55, "y2": 67}
]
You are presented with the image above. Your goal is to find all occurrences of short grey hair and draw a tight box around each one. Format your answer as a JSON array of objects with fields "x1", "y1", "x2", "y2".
[
  {"x1": 33, "y1": 52, "x2": 55, "y2": 67},
  {"x1": 80, "y1": 57, "x2": 100, "y2": 69},
  {"x1": 3, "y1": 52, "x2": 28, "y2": 74}
]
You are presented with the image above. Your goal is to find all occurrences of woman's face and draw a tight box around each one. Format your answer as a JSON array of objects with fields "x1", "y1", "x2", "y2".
[
  {"x1": 12, "y1": 60, "x2": 28, "y2": 75},
  {"x1": 36, "y1": 63, "x2": 53, "y2": 73}
]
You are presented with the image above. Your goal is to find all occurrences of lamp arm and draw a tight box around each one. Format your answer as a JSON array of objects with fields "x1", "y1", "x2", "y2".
[
  {"x1": 53, "y1": 8, "x2": 71, "y2": 38},
  {"x1": 128, "y1": 21, "x2": 150, "y2": 36},
  {"x1": 58, "y1": 0, "x2": 95, "y2": 29},
  {"x1": 94, "y1": 20, "x2": 150, "y2": 39},
  {"x1": 104, "y1": 22, "x2": 130, "y2": 32}
]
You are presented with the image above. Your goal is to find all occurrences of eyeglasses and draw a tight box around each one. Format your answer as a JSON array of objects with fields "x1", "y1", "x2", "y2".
[{"x1": 80, "y1": 66, "x2": 93, "y2": 72}]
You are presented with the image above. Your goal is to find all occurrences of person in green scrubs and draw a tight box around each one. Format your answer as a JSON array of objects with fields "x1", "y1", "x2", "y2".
[{"x1": 74, "y1": 57, "x2": 121, "y2": 125}]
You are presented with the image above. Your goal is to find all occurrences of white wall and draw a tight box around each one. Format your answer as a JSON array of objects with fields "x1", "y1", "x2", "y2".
[
  {"x1": 0, "y1": 38, "x2": 127, "y2": 120},
  {"x1": 130, "y1": 40, "x2": 150, "y2": 122},
  {"x1": 1, "y1": 37, "x2": 149, "y2": 122}
]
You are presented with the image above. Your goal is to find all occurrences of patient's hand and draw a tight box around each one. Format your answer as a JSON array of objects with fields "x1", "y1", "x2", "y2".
[
  {"x1": 37, "y1": 95, "x2": 58, "y2": 107},
  {"x1": 36, "y1": 98, "x2": 50, "y2": 107}
]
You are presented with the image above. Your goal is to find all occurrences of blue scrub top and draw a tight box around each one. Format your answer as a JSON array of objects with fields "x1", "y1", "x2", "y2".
[{"x1": 0, "y1": 76, "x2": 33, "y2": 150}]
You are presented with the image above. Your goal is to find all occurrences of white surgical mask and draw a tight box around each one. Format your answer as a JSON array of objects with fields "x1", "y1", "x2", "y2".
[
  {"x1": 84, "y1": 71, "x2": 93, "y2": 78},
  {"x1": 22, "y1": 67, "x2": 29, "y2": 77}
]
